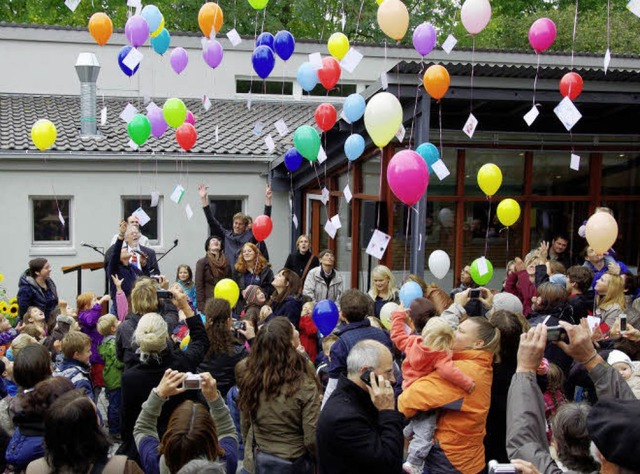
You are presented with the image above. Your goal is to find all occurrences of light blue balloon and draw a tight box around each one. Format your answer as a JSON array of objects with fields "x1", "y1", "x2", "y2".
[
  {"x1": 141, "y1": 5, "x2": 163, "y2": 33},
  {"x1": 296, "y1": 62, "x2": 318, "y2": 92},
  {"x1": 399, "y1": 281, "x2": 423, "y2": 307},
  {"x1": 416, "y1": 142, "x2": 440, "y2": 173},
  {"x1": 343, "y1": 93, "x2": 366, "y2": 123},
  {"x1": 344, "y1": 134, "x2": 365, "y2": 161},
  {"x1": 150, "y1": 28, "x2": 171, "y2": 55}
]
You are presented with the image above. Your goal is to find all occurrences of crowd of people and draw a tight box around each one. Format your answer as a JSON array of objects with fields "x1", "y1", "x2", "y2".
[{"x1": 4, "y1": 194, "x2": 640, "y2": 473}]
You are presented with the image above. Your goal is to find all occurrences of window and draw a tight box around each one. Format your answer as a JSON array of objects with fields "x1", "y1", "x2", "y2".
[
  {"x1": 307, "y1": 83, "x2": 357, "y2": 97},
  {"x1": 123, "y1": 197, "x2": 161, "y2": 245},
  {"x1": 207, "y1": 198, "x2": 244, "y2": 235},
  {"x1": 236, "y1": 79, "x2": 293, "y2": 95},
  {"x1": 31, "y1": 197, "x2": 71, "y2": 245}
]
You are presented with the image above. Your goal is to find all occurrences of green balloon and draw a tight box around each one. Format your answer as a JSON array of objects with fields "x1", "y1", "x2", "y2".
[
  {"x1": 470, "y1": 257, "x2": 494, "y2": 286},
  {"x1": 293, "y1": 125, "x2": 320, "y2": 162},
  {"x1": 248, "y1": 0, "x2": 269, "y2": 8},
  {"x1": 163, "y1": 98, "x2": 187, "y2": 128},
  {"x1": 127, "y1": 114, "x2": 151, "y2": 146}
]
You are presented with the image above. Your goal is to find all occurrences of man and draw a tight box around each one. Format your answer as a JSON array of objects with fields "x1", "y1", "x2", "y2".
[
  {"x1": 548, "y1": 234, "x2": 571, "y2": 270},
  {"x1": 110, "y1": 215, "x2": 150, "y2": 247},
  {"x1": 317, "y1": 340, "x2": 405, "y2": 474},
  {"x1": 121, "y1": 225, "x2": 159, "y2": 277}
]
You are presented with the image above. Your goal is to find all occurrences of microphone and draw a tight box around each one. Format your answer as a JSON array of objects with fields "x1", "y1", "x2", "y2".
[
  {"x1": 173, "y1": 239, "x2": 179, "y2": 247},
  {"x1": 81, "y1": 242, "x2": 105, "y2": 256}
]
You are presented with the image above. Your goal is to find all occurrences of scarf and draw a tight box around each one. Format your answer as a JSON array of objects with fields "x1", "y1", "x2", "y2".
[{"x1": 207, "y1": 252, "x2": 229, "y2": 280}]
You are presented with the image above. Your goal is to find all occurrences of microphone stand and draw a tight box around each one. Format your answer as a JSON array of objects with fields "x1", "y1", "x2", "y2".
[
  {"x1": 81, "y1": 242, "x2": 105, "y2": 256},
  {"x1": 158, "y1": 239, "x2": 179, "y2": 262}
]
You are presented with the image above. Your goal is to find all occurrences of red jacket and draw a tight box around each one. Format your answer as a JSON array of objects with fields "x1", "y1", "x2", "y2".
[
  {"x1": 299, "y1": 315, "x2": 318, "y2": 362},
  {"x1": 504, "y1": 270, "x2": 536, "y2": 316}
]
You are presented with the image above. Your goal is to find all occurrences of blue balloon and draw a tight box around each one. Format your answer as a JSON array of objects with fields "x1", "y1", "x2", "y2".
[
  {"x1": 284, "y1": 148, "x2": 303, "y2": 172},
  {"x1": 256, "y1": 32, "x2": 275, "y2": 51},
  {"x1": 416, "y1": 142, "x2": 440, "y2": 173},
  {"x1": 118, "y1": 45, "x2": 140, "y2": 77},
  {"x1": 343, "y1": 93, "x2": 366, "y2": 123},
  {"x1": 344, "y1": 134, "x2": 365, "y2": 161},
  {"x1": 399, "y1": 281, "x2": 423, "y2": 307},
  {"x1": 252, "y1": 45, "x2": 275, "y2": 79},
  {"x1": 297, "y1": 62, "x2": 318, "y2": 92},
  {"x1": 150, "y1": 28, "x2": 170, "y2": 55},
  {"x1": 141, "y1": 5, "x2": 163, "y2": 33},
  {"x1": 312, "y1": 299, "x2": 339, "y2": 336},
  {"x1": 274, "y1": 30, "x2": 295, "y2": 61}
]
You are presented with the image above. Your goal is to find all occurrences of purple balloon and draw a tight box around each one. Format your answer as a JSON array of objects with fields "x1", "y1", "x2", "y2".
[
  {"x1": 170, "y1": 47, "x2": 188, "y2": 74},
  {"x1": 147, "y1": 107, "x2": 168, "y2": 138},
  {"x1": 413, "y1": 22, "x2": 436, "y2": 57},
  {"x1": 202, "y1": 40, "x2": 224, "y2": 69},
  {"x1": 125, "y1": 15, "x2": 150, "y2": 48},
  {"x1": 185, "y1": 111, "x2": 195, "y2": 126}
]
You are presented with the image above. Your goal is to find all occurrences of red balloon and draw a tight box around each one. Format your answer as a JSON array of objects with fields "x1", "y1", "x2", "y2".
[
  {"x1": 559, "y1": 72, "x2": 583, "y2": 101},
  {"x1": 314, "y1": 103, "x2": 337, "y2": 132},
  {"x1": 176, "y1": 123, "x2": 197, "y2": 151},
  {"x1": 252, "y1": 215, "x2": 273, "y2": 242},
  {"x1": 318, "y1": 57, "x2": 341, "y2": 90}
]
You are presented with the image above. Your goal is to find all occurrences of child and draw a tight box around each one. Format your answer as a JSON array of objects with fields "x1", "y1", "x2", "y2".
[
  {"x1": 391, "y1": 311, "x2": 475, "y2": 474},
  {"x1": 98, "y1": 314, "x2": 124, "y2": 440},
  {"x1": 299, "y1": 301, "x2": 318, "y2": 362},
  {"x1": 22, "y1": 307, "x2": 47, "y2": 337},
  {"x1": 241, "y1": 285, "x2": 267, "y2": 329},
  {"x1": 543, "y1": 362, "x2": 567, "y2": 442},
  {"x1": 43, "y1": 314, "x2": 75, "y2": 366},
  {"x1": 20, "y1": 324, "x2": 45, "y2": 341},
  {"x1": 0, "y1": 358, "x2": 17, "y2": 397},
  {"x1": 176, "y1": 264, "x2": 197, "y2": 310},
  {"x1": 7, "y1": 334, "x2": 37, "y2": 361},
  {"x1": 607, "y1": 350, "x2": 640, "y2": 398},
  {"x1": 53, "y1": 331, "x2": 95, "y2": 401},
  {"x1": 77, "y1": 292, "x2": 110, "y2": 395},
  {"x1": 316, "y1": 334, "x2": 338, "y2": 390},
  {"x1": 0, "y1": 315, "x2": 19, "y2": 349}
]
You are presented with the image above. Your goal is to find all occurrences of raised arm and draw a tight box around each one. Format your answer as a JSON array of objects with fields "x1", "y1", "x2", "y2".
[
  {"x1": 264, "y1": 184, "x2": 272, "y2": 217},
  {"x1": 199, "y1": 183, "x2": 227, "y2": 236},
  {"x1": 390, "y1": 309, "x2": 411, "y2": 353}
]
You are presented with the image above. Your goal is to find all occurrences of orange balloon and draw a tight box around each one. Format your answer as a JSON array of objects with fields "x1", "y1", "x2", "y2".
[
  {"x1": 423, "y1": 65, "x2": 450, "y2": 100},
  {"x1": 198, "y1": 3, "x2": 224, "y2": 38},
  {"x1": 88, "y1": 12, "x2": 113, "y2": 46}
]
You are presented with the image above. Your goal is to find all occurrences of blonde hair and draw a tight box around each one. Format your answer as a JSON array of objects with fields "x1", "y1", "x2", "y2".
[
  {"x1": 11, "y1": 334, "x2": 38, "y2": 358},
  {"x1": 131, "y1": 279, "x2": 158, "y2": 315},
  {"x1": 97, "y1": 315, "x2": 118, "y2": 337},
  {"x1": 368, "y1": 265, "x2": 398, "y2": 301},
  {"x1": 134, "y1": 312, "x2": 168, "y2": 360},
  {"x1": 598, "y1": 274, "x2": 626, "y2": 310},
  {"x1": 296, "y1": 234, "x2": 311, "y2": 248},
  {"x1": 61, "y1": 331, "x2": 91, "y2": 359},
  {"x1": 76, "y1": 292, "x2": 97, "y2": 313},
  {"x1": 421, "y1": 317, "x2": 455, "y2": 351}
]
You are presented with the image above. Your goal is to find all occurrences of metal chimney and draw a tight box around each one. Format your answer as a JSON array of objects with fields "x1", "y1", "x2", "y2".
[{"x1": 75, "y1": 53, "x2": 101, "y2": 137}]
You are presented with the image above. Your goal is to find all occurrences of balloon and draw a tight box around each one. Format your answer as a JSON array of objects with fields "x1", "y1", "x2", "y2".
[
  {"x1": 423, "y1": 65, "x2": 450, "y2": 100},
  {"x1": 185, "y1": 111, "x2": 196, "y2": 126},
  {"x1": 528, "y1": 18, "x2": 556, "y2": 53},
  {"x1": 559, "y1": 72, "x2": 583, "y2": 101},
  {"x1": 150, "y1": 28, "x2": 170, "y2": 55},
  {"x1": 203, "y1": 39, "x2": 224, "y2": 69},
  {"x1": 118, "y1": 45, "x2": 140, "y2": 77},
  {"x1": 497, "y1": 199, "x2": 521, "y2": 227},
  {"x1": 412, "y1": 22, "x2": 436, "y2": 56},
  {"x1": 214, "y1": 278, "x2": 240, "y2": 308},
  {"x1": 314, "y1": 103, "x2": 337, "y2": 132},
  {"x1": 31, "y1": 119, "x2": 57, "y2": 151},
  {"x1": 293, "y1": 126, "x2": 321, "y2": 162},
  {"x1": 170, "y1": 47, "x2": 188, "y2": 74},
  {"x1": 179, "y1": 334, "x2": 190, "y2": 351},
  {"x1": 150, "y1": 17, "x2": 165, "y2": 38},
  {"x1": 147, "y1": 107, "x2": 168, "y2": 138},
  {"x1": 387, "y1": 150, "x2": 430, "y2": 205},
  {"x1": 377, "y1": 0, "x2": 409, "y2": 41},
  {"x1": 176, "y1": 123, "x2": 197, "y2": 151},
  {"x1": 88, "y1": 12, "x2": 113, "y2": 46},
  {"x1": 344, "y1": 134, "x2": 365, "y2": 161},
  {"x1": 328, "y1": 32, "x2": 350, "y2": 60},
  {"x1": 125, "y1": 15, "x2": 149, "y2": 48},
  {"x1": 248, "y1": 0, "x2": 269, "y2": 9},
  {"x1": 256, "y1": 32, "x2": 275, "y2": 51},
  {"x1": 141, "y1": 5, "x2": 163, "y2": 34},
  {"x1": 318, "y1": 57, "x2": 341, "y2": 90},
  {"x1": 470, "y1": 257, "x2": 494, "y2": 286},
  {"x1": 312, "y1": 300, "x2": 339, "y2": 335},
  {"x1": 198, "y1": 2, "x2": 224, "y2": 38},
  {"x1": 438, "y1": 208, "x2": 454, "y2": 228},
  {"x1": 127, "y1": 114, "x2": 151, "y2": 146},
  {"x1": 284, "y1": 148, "x2": 303, "y2": 172},
  {"x1": 297, "y1": 62, "x2": 318, "y2": 92},
  {"x1": 477, "y1": 163, "x2": 502, "y2": 196},
  {"x1": 460, "y1": 0, "x2": 492, "y2": 35},
  {"x1": 399, "y1": 281, "x2": 423, "y2": 307},
  {"x1": 428, "y1": 250, "x2": 451, "y2": 280},
  {"x1": 343, "y1": 93, "x2": 366, "y2": 123},
  {"x1": 163, "y1": 98, "x2": 187, "y2": 128},
  {"x1": 379, "y1": 302, "x2": 399, "y2": 329},
  {"x1": 416, "y1": 142, "x2": 440, "y2": 172},
  {"x1": 585, "y1": 212, "x2": 618, "y2": 254},
  {"x1": 274, "y1": 30, "x2": 295, "y2": 61},
  {"x1": 364, "y1": 92, "x2": 403, "y2": 148},
  {"x1": 252, "y1": 215, "x2": 273, "y2": 242},
  {"x1": 252, "y1": 45, "x2": 275, "y2": 79}
]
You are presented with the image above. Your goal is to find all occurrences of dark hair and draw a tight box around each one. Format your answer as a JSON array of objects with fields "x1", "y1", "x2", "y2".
[
  {"x1": 623, "y1": 271, "x2": 637, "y2": 296},
  {"x1": 18, "y1": 376, "x2": 74, "y2": 418},
  {"x1": 340, "y1": 289, "x2": 374, "y2": 323},
  {"x1": 28, "y1": 258, "x2": 48, "y2": 278},
  {"x1": 408, "y1": 297, "x2": 436, "y2": 333},
  {"x1": 318, "y1": 249, "x2": 336, "y2": 270},
  {"x1": 550, "y1": 403, "x2": 599, "y2": 473},
  {"x1": 204, "y1": 235, "x2": 224, "y2": 252},
  {"x1": 204, "y1": 298, "x2": 234, "y2": 356},
  {"x1": 553, "y1": 234, "x2": 569, "y2": 243},
  {"x1": 489, "y1": 310, "x2": 527, "y2": 364},
  {"x1": 271, "y1": 269, "x2": 301, "y2": 304},
  {"x1": 566, "y1": 266, "x2": 594, "y2": 294},
  {"x1": 536, "y1": 282, "x2": 569, "y2": 313},
  {"x1": 13, "y1": 343, "x2": 52, "y2": 389}
]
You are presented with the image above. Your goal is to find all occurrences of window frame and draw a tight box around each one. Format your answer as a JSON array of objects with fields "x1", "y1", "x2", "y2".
[
  {"x1": 121, "y1": 196, "x2": 162, "y2": 247},
  {"x1": 29, "y1": 195, "x2": 74, "y2": 256}
]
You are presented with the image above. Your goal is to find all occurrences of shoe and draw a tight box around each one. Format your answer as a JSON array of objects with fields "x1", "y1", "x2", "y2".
[{"x1": 403, "y1": 461, "x2": 422, "y2": 474}]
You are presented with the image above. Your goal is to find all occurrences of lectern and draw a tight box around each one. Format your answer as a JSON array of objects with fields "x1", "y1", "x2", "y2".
[{"x1": 61, "y1": 261, "x2": 105, "y2": 295}]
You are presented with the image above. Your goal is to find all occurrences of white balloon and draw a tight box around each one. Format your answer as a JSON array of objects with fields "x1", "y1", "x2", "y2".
[
  {"x1": 379, "y1": 302, "x2": 399, "y2": 329},
  {"x1": 438, "y1": 208, "x2": 454, "y2": 228},
  {"x1": 460, "y1": 0, "x2": 492, "y2": 35},
  {"x1": 428, "y1": 250, "x2": 451, "y2": 280}
]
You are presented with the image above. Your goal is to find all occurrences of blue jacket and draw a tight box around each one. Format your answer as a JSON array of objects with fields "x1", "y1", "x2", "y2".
[
  {"x1": 268, "y1": 295, "x2": 303, "y2": 329},
  {"x1": 586, "y1": 260, "x2": 630, "y2": 289},
  {"x1": 5, "y1": 426, "x2": 45, "y2": 470},
  {"x1": 54, "y1": 358, "x2": 94, "y2": 401},
  {"x1": 17, "y1": 271, "x2": 58, "y2": 322}
]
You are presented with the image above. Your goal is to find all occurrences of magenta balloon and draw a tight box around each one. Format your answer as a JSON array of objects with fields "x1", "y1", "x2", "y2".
[
  {"x1": 185, "y1": 111, "x2": 195, "y2": 126},
  {"x1": 412, "y1": 22, "x2": 436, "y2": 57},
  {"x1": 170, "y1": 47, "x2": 188, "y2": 74},
  {"x1": 147, "y1": 107, "x2": 168, "y2": 138},
  {"x1": 528, "y1": 18, "x2": 557, "y2": 53},
  {"x1": 387, "y1": 150, "x2": 430, "y2": 205},
  {"x1": 202, "y1": 39, "x2": 224, "y2": 69},
  {"x1": 125, "y1": 15, "x2": 150, "y2": 48}
]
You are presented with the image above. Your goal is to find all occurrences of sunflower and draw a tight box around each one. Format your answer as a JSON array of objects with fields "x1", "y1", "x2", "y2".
[
  {"x1": 8, "y1": 304, "x2": 18, "y2": 317},
  {"x1": 0, "y1": 302, "x2": 8, "y2": 315},
  {"x1": 8, "y1": 297, "x2": 16, "y2": 305}
]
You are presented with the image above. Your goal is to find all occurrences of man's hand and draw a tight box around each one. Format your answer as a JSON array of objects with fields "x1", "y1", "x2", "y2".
[
  {"x1": 607, "y1": 262, "x2": 621, "y2": 276},
  {"x1": 198, "y1": 184, "x2": 209, "y2": 207},
  {"x1": 516, "y1": 324, "x2": 546, "y2": 374},
  {"x1": 265, "y1": 184, "x2": 272, "y2": 206},
  {"x1": 118, "y1": 220, "x2": 127, "y2": 239},
  {"x1": 367, "y1": 372, "x2": 395, "y2": 411},
  {"x1": 556, "y1": 319, "x2": 599, "y2": 365},
  {"x1": 537, "y1": 241, "x2": 549, "y2": 262}
]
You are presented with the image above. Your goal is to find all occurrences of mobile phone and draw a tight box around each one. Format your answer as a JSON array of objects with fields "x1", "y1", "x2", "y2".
[
  {"x1": 469, "y1": 289, "x2": 481, "y2": 298},
  {"x1": 231, "y1": 320, "x2": 246, "y2": 331},
  {"x1": 546, "y1": 325, "x2": 568, "y2": 342},
  {"x1": 360, "y1": 367, "x2": 374, "y2": 387},
  {"x1": 156, "y1": 289, "x2": 173, "y2": 299},
  {"x1": 620, "y1": 313, "x2": 627, "y2": 333},
  {"x1": 488, "y1": 460, "x2": 517, "y2": 474},
  {"x1": 182, "y1": 373, "x2": 202, "y2": 390}
]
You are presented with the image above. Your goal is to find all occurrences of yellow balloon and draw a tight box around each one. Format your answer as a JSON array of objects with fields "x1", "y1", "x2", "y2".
[
  {"x1": 327, "y1": 32, "x2": 350, "y2": 60},
  {"x1": 497, "y1": 198, "x2": 521, "y2": 227},
  {"x1": 377, "y1": 0, "x2": 409, "y2": 41},
  {"x1": 214, "y1": 278, "x2": 240, "y2": 308},
  {"x1": 150, "y1": 16, "x2": 165, "y2": 38},
  {"x1": 376, "y1": 0, "x2": 384, "y2": 4},
  {"x1": 477, "y1": 163, "x2": 502, "y2": 196},
  {"x1": 379, "y1": 302, "x2": 399, "y2": 329},
  {"x1": 364, "y1": 92, "x2": 403, "y2": 148},
  {"x1": 585, "y1": 212, "x2": 618, "y2": 254},
  {"x1": 179, "y1": 334, "x2": 190, "y2": 350},
  {"x1": 31, "y1": 119, "x2": 57, "y2": 151}
]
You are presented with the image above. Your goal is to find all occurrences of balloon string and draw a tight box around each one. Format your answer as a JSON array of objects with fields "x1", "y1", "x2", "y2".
[
  {"x1": 313, "y1": 163, "x2": 324, "y2": 203},
  {"x1": 484, "y1": 196, "x2": 492, "y2": 257},
  {"x1": 505, "y1": 227, "x2": 510, "y2": 268},
  {"x1": 571, "y1": 0, "x2": 579, "y2": 70},
  {"x1": 606, "y1": 0, "x2": 610, "y2": 56},
  {"x1": 354, "y1": 0, "x2": 365, "y2": 39},
  {"x1": 470, "y1": 35, "x2": 475, "y2": 113},
  {"x1": 532, "y1": 53, "x2": 540, "y2": 107},
  {"x1": 403, "y1": 205, "x2": 411, "y2": 282},
  {"x1": 261, "y1": 6, "x2": 267, "y2": 34},
  {"x1": 438, "y1": 101, "x2": 444, "y2": 163},
  {"x1": 407, "y1": 59, "x2": 423, "y2": 149},
  {"x1": 377, "y1": 148, "x2": 383, "y2": 229}
]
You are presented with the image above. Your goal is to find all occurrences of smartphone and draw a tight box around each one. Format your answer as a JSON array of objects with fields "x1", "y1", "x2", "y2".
[
  {"x1": 546, "y1": 325, "x2": 568, "y2": 342},
  {"x1": 620, "y1": 313, "x2": 627, "y2": 333},
  {"x1": 156, "y1": 289, "x2": 173, "y2": 299},
  {"x1": 469, "y1": 289, "x2": 481, "y2": 298},
  {"x1": 360, "y1": 367, "x2": 374, "y2": 387},
  {"x1": 182, "y1": 373, "x2": 202, "y2": 390},
  {"x1": 488, "y1": 460, "x2": 517, "y2": 474}
]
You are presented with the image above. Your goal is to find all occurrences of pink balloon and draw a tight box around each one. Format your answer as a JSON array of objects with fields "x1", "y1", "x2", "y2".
[
  {"x1": 170, "y1": 47, "x2": 188, "y2": 74},
  {"x1": 387, "y1": 150, "x2": 430, "y2": 205},
  {"x1": 460, "y1": 0, "x2": 491, "y2": 35},
  {"x1": 202, "y1": 39, "x2": 224, "y2": 69},
  {"x1": 185, "y1": 111, "x2": 195, "y2": 126},
  {"x1": 125, "y1": 15, "x2": 150, "y2": 48},
  {"x1": 147, "y1": 107, "x2": 168, "y2": 138},
  {"x1": 529, "y1": 18, "x2": 556, "y2": 53}
]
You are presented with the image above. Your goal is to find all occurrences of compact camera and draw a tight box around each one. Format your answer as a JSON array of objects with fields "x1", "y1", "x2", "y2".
[
  {"x1": 488, "y1": 460, "x2": 517, "y2": 474},
  {"x1": 182, "y1": 373, "x2": 202, "y2": 390}
]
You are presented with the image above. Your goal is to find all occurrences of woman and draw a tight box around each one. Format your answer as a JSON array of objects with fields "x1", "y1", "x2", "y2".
[
  {"x1": 17, "y1": 258, "x2": 58, "y2": 324},
  {"x1": 284, "y1": 235, "x2": 319, "y2": 281},
  {"x1": 195, "y1": 236, "x2": 232, "y2": 314},
  {"x1": 264, "y1": 269, "x2": 303, "y2": 328},
  {"x1": 595, "y1": 272, "x2": 626, "y2": 327},
  {"x1": 302, "y1": 249, "x2": 343, "y2": 303},
  {"x1": 232, "y1": 243, "x2": 274, "y2": 311},
  {"x1": 398, "y1": 317, "x2": 501, "y2": 474},
  {"x1": 237, "y1": 317, "x2": 321, "y2": 474},
  {"x1": 368, "y1": 265, "x2": 399, "y2": 318}
]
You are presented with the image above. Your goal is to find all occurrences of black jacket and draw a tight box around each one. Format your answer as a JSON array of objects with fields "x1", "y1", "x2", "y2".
[
  {"x1": 17, "y1": 272, "x2": 58, "y2": 322},
  {"x1": 197, "y1": 341, "x2": 248, "y2": 398},
  {"x1": 284, "y1": 251, "x2": 319, "y2": 279}
]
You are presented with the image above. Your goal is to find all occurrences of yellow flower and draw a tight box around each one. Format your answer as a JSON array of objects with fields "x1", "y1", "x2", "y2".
[
  {"x1": 9, "y1": 297, "x2": 16, "y2": 305},
  {"x1": 9, "y1": 304, "x2": 18, "y2": 317},
  {"x1": 0, "y1": 302, "x2": 8, "y2": 315},
  {"x1": 0, "y1": 273, "x2": 4, "y2": 282}
]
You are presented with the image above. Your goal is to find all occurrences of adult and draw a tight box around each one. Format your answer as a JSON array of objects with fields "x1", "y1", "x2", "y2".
[
  {"x1": 583, "y1": 245, "x2": 629, "y2": 290},
  {"x1": 198, "y1": 183, "x2": 272, "y2": 264},
  {"x1": 594, "y1": 272, "x2": 626, "y2": 327},
  {"x1": 303, "y1": 249, "x2": 343, "y2": 303},
  {"x1": 545, "y1": 234, "x2": 572, "y2": 270},
  {"x1": 17, "y1": 258, "x2": 58, "y2": 323},
  {"x1": 110, "y1": 215, "x2": 150, "y2": 247},
  {"x1": 449, "y1": 264, "x2": 483, "y2": 317},
  {"x1": 317, "y1": 340, "x2": 404, "y2": 474},
  {"x1": 195, "y1": 235, "x2": 232, "y2": 314},
  {"x1": 398, "y1": 317, "x2": 501, "y2": 474},
  {"x1": 368, "y1": 265, "x2": 399, "y2": 318},
  {"x1": 264, "y1": 269, "x2": 303, "y2": 328},
  {"x1": 284, "y1": 234, "x2": 319, "y2": 281},
  {"x1": 232, "y1": 242, "x2": 274, "y2": 312},
  {"x1": 237, "y1": 317, "x2": 320, "y2": 474},
  {"x1": 504, "y1": 257, "x2": 537, "y2": 317}
]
